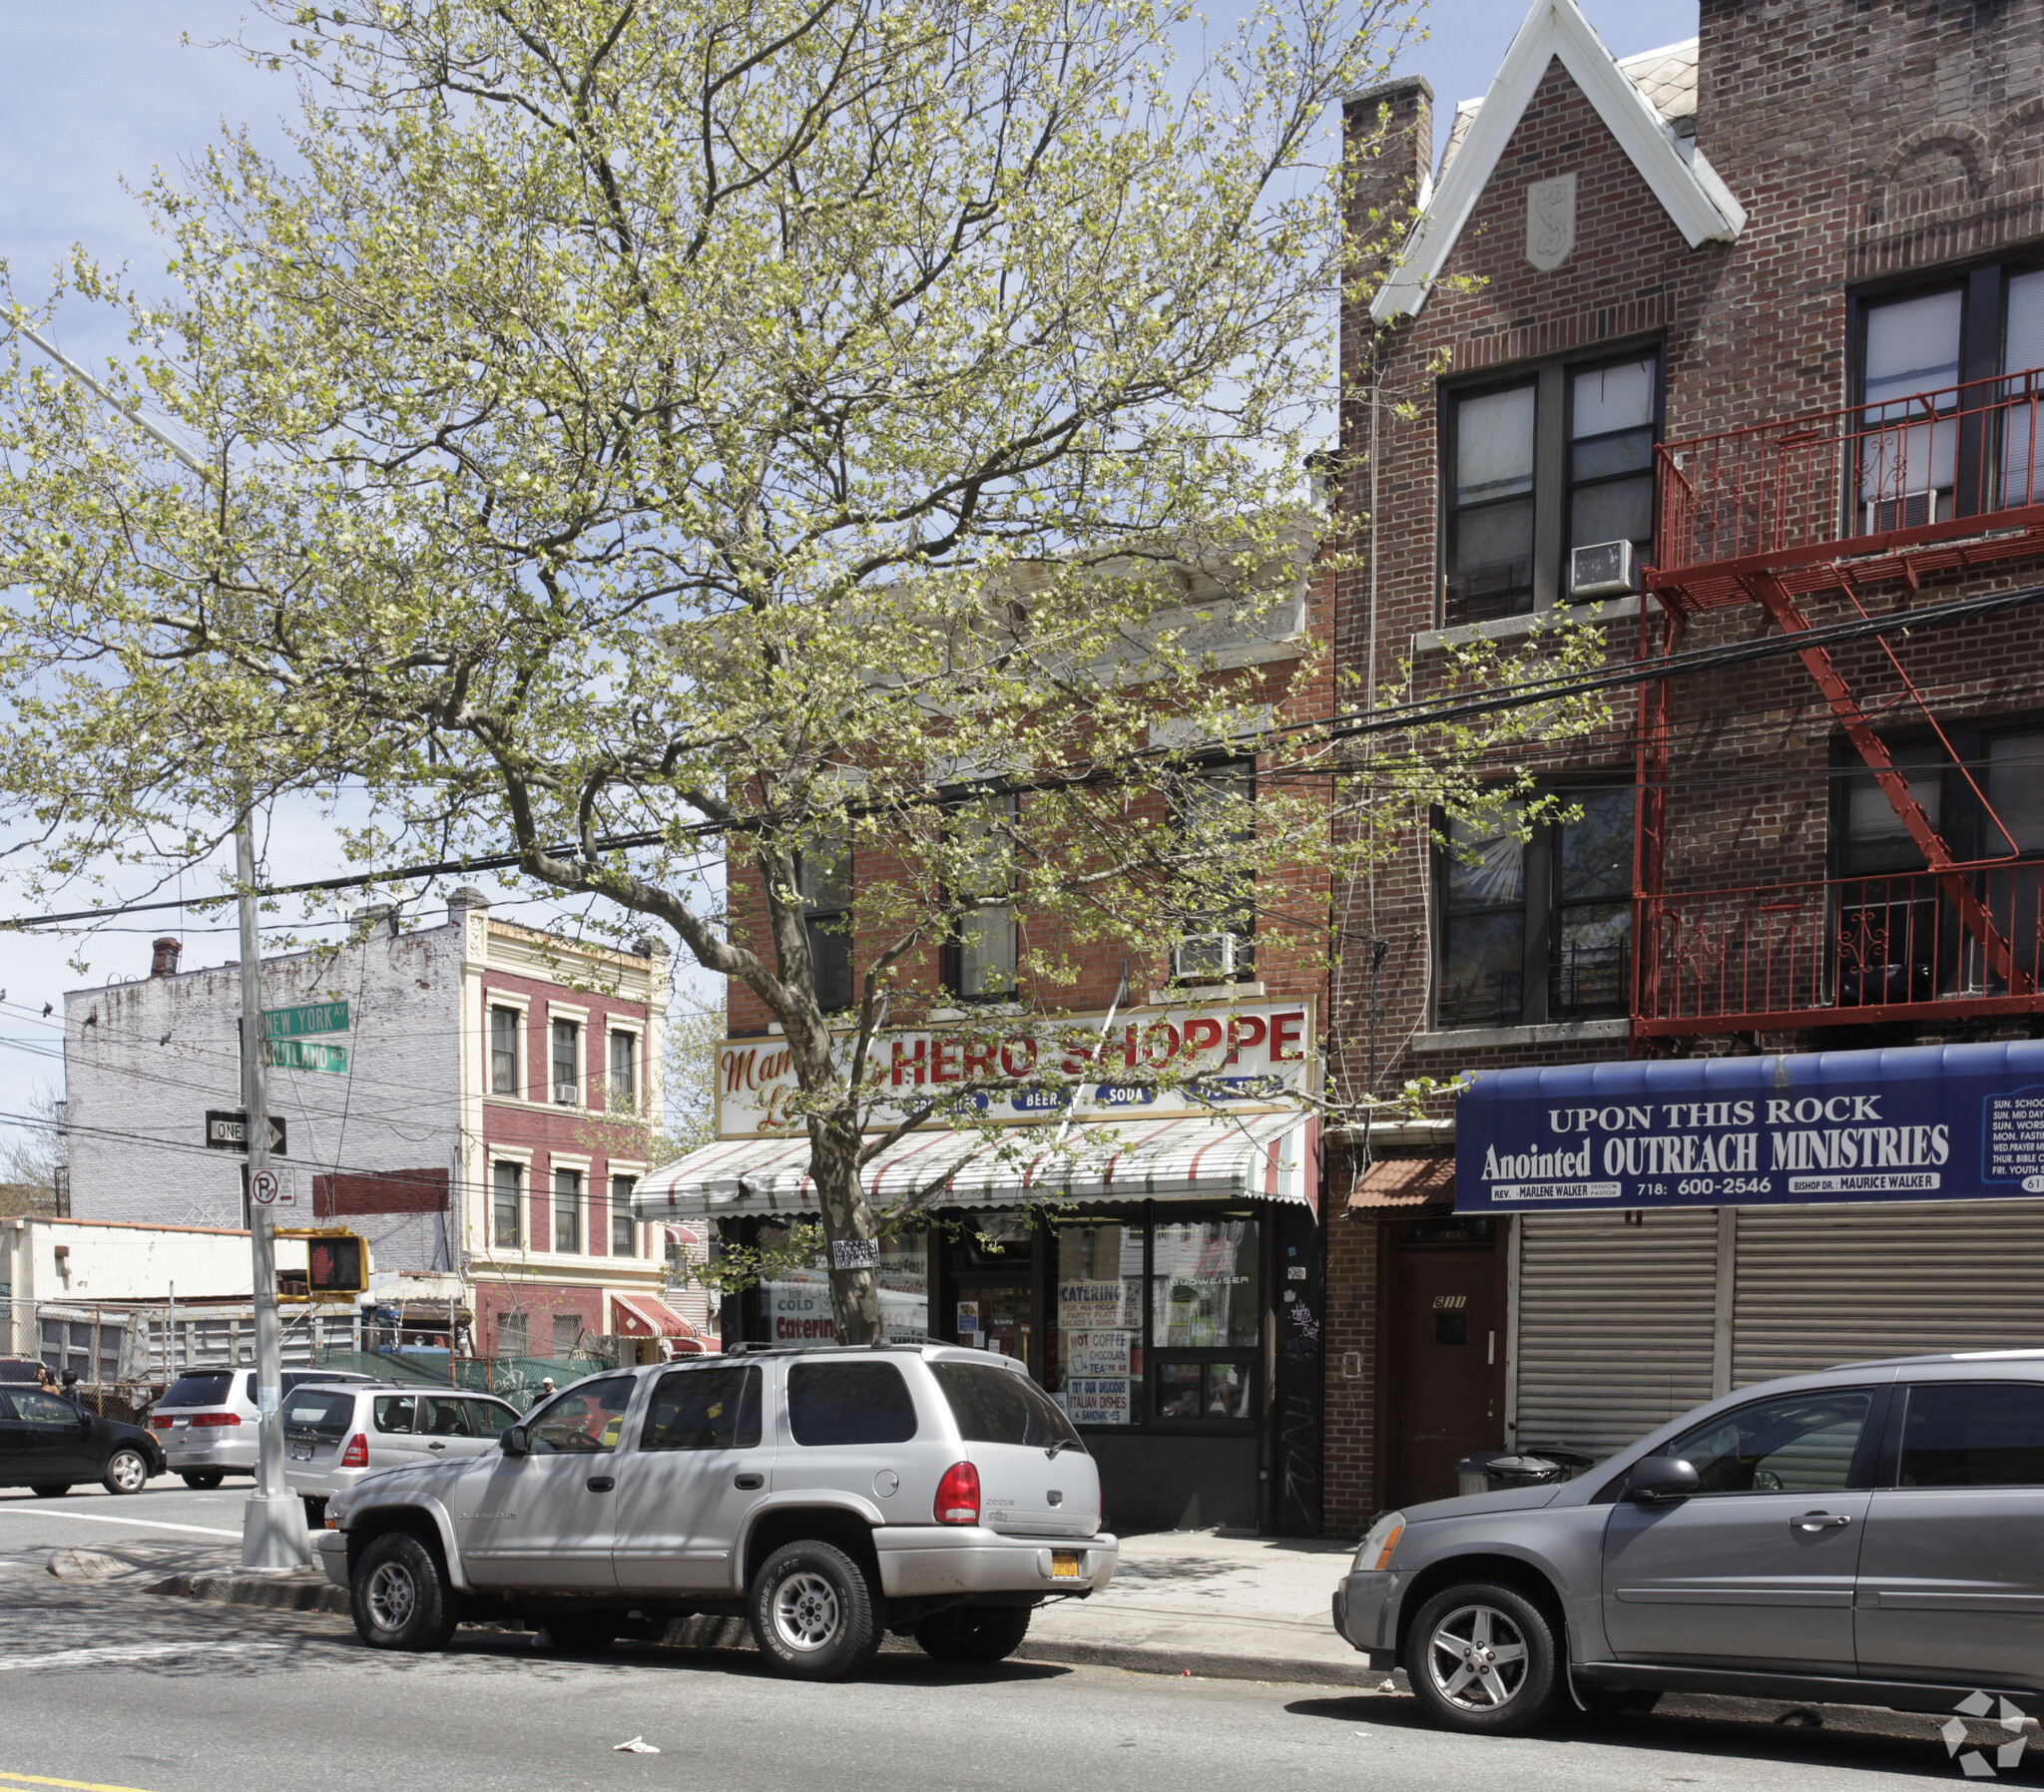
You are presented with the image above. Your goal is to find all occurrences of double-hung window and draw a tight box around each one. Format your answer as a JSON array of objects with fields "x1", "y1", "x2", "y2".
[
  {"x1": 944, "y1": 790, "x2": 1019, "y2": 1001},
  {"x1": 795, "y1": 835, "x2": 854, "y2": 1013},
  {"x1": 1174, "y1": 758, "x2": 1257, "y2": 983},
  {"x1": 610, "y1": 1175, "x2": 638, "y2": 1257},
  {"x1": 1853, "y1": 263, "x2": 2044, "y2": 530},
  {"x1": 1442, "y1": 350, "x2": 1661, "y2": 628},
  {"x1": 490, "y1": 1161, "x2": 523, "y2": 1250},
  {"x1": 552, "y1": 1167, "x2": 582, "y2": 1254},
  {"x1": 1437, "y1": 787, "x2": 1633, "y2": 1030},
  {"x1": 551, "y1": 1019, "x2": 579, "y2": 1106},
  {"x1": 489, "y1": 1006, "x2": 520, "y2": 1097},
  {"x1": 608, "y1": 1030, "x2": 637, "y2": 1108}
]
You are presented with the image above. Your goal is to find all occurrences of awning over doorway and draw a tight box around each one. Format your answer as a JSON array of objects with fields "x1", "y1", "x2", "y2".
[
  {"x1": 633, "y1": 1112, "x2": 1318, "y2": 1221},
  {"x1": 1348, "y1": 1154, "x2": 1454, "y2": 1213},
  {"x1": 1456, "y1": 1039, "x2": 2044, "y2": 1214},
  {"x1": 610, "y1": 1291, "x2": 704, "y2": 1347}
]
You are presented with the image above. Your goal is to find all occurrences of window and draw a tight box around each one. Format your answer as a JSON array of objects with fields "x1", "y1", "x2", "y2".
[
  {"x1": 418, "y1": 1396, "x2": 473, "y2": 1439},
  {"x1": 611, "y1": 1175, "x2": 638, "y2": 1257},
  {"x1": 642, "y1": 1365, "x2": 763, "y2": 1451},
  {"x1": 1175, "y1": 757, "x2": 1257, "y2": 982},
  {"x1": 490, "y1": 1161, "x2": 523, "y2": 1250},
  {"x1": 1149, "y1": 1216, "x2": 1259, "y2": 1425},
  {"x1": 10, "y1": 1390, "x2": 76, "y2": 1426},
  {"x1": 464, "y1": 1398, "x2": 517, "y2": 1438},
  {"x1": 1898, "y1": 1381, "x2": 2044, "y2": 1488},
  {"x1": 944, "y1": 792, "x2": 1019, "y2": 1001},
  {"x1": 786, "y1": 1360, "x2": 918, "y2": 1446},
  {"x1": 609, "y1": 1031, "x2": 637, "y2": 1107},
  {"x1": 372, "y1": 1395, "x2": 417, "y2": 1434},
  {"x1": 281, "y1": 1390, "x2": 355, "y2": 1436},
  {"x1": 796, "y1": 834, "x2": 854, "y2": 1013},
  {"x1": 496, "y1": 1312, "x2": 531, "y2": 1358},
  {"x1": 551, "y1": 1019, "x2": 580, "y2": 1106},
  {"x1": 932, "y1": 1361, "x2": 1084, "y2": 1451},
  {"x1": 552, "y1": 1312, "x2": 584, "y2": 1354},
  {"x1": 525, "y1": 1376, "x2": 634, "y2": 1453},
  {"x1": 1664, "y1": 1388, "x2": 1874, "y2": 1496},
  {"x1": 489, "y1": 1006, "x2": 520, "y2": 1096},
  {"x1": 1853, "y1": 262, "x2": 2044, "y2": 528},
  {"x1": 552, "y1": 1167, "x2": 582, "y2": 1254},
  {"x1": 1441, "y1": 351, "x2": 1661, "y2": 627},
  {"x1": 1437, "y1": 787, "x2": 1633, "y2": 1030}
]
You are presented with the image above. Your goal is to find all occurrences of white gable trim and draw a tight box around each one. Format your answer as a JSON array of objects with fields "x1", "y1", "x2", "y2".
[{"x1": 1369, "y1": 0, "x2": 1746, "y2": 323}]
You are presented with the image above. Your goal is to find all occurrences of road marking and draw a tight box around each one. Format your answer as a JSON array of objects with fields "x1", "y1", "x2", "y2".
[
  {"x1": 0, "y1": 1642, "x2": 272, "y2": 1673},
  {"x1": 0, "y1": 1772, "x2": 166, "y2": 1792},
  {"x1": 0, "y1": 1508, "x2": 238, "y2": 1539}
]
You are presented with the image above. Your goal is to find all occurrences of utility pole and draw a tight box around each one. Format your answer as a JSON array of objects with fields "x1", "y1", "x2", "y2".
[{"x1": 238, "y1": 809, "x2": 306, "y2": 1569}]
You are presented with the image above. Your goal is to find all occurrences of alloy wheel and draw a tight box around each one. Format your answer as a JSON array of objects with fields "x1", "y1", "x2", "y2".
[
  {"x1": 107, "y1": 1450, "x2": 149, "y2": 1493},
  {"x1": 365, "y1": 1561, "x2": 419, "y2": 1633},
  {"x1": 771, "y1": 1571, "x2": 842, "y2": 1652},
  {"x1": 1425, "y1": 1602, "x2": 1530, "y2": 1712}
]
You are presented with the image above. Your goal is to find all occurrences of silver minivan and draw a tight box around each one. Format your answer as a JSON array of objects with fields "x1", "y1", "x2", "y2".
[
  {"x1": 317, "y1": 1343, "x2": 1117, "y2": 1679},
  {"x1": 1334, "y1": 1350, "x2": 2044, "y2": 1734},
  {"x1": 283, "y1": 1383, "x2": 523, "y2": 1522}
]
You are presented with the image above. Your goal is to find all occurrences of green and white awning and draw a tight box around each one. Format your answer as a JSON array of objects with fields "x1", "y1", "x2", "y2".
[{"x1": 632, "y1": 1112, "x2": 1317, "y2": 1221}]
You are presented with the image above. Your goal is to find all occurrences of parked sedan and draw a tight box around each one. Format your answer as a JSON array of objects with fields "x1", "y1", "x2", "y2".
[
  {"x1": 1334, "y1": 1350, "x2": 2044, "y2": 1734},
  {"x1": 0, "y1": 1387, "x2": 165, "y2": 1496}
]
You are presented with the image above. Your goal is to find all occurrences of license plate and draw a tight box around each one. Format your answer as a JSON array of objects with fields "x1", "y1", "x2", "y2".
[
  {"x1": 289, "y1": 1442, "x2": 312, "y2": 1462},
  {"x1": 1050, "y1": 1551, "x2": 1083, "y2": 1580}
]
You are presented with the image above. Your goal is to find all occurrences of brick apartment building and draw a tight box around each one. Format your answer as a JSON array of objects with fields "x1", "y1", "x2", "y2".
[
  {"x1": 65, "y1": 892, "x2": 703, "y2": 1362},
  {"x1": 1321, "y1": 0, "x2": 2044, "y2": 1532}
]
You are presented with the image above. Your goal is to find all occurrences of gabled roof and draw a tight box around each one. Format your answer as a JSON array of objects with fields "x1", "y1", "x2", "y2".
[
  {"x1": 1369, "y1": 0, "x2": 1745, "y2": 323},
  {"x1": 1437, "y1": 38, "x2": 1698, "y2": 185}
]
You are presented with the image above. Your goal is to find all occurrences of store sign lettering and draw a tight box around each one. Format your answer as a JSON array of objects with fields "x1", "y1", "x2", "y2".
[{"x1": 1457, "y1": 1043, "x2": 2044, "y2": 1213}]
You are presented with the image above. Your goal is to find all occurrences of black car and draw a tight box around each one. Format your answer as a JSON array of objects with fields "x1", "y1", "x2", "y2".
[{"x1": 0, "y1": 1387, "x2": 165, "y2": 1496}]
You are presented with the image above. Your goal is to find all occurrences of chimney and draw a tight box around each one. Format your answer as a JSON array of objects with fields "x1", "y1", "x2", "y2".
[
  {"x1": 446, "y1": 886, "x2": 489, "y2": 920},
  {"x1": 351, "y1": 903, "x2": 399, "y2": 939},
  {"x1": 150, "y1": 937, "x2": 183, "y2": 978},
  {"x1": 1342, "y1": 75, "x2": 1434, "y2": 276}
]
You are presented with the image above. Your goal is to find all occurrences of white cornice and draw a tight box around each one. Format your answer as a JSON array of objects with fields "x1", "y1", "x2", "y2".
[{"x1": 1369, "y1": 0, "x2": 1745, "y2": 323}]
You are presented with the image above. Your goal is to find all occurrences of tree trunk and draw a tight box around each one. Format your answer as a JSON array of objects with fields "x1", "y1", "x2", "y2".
[{"x1": 806, "y1": 1116, "x2": 881, "y2": 1344}]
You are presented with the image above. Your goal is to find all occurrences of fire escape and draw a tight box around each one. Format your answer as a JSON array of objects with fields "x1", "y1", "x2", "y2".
[{"x1": 1633, "y1": 366, "x2": 2044, "y2": 1036}]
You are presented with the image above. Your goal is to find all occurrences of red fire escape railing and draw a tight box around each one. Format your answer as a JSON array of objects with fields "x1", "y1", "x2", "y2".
[{"x1": 1631, "y1": 366, "x2": 2044, "y2": 1038}]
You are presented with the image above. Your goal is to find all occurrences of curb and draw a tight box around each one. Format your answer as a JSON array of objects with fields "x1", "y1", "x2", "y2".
[{"x1": 147, "y1": 1571, "x2": 348, "y2": 1615}]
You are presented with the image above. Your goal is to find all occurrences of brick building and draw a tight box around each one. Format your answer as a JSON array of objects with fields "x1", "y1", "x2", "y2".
[
  {"x1": 1322, "y1": 0, "x2": 2044, "y2": 1533},
  {"x1": 64, "y1": 893, "x2": 701, "y2": 1362}
]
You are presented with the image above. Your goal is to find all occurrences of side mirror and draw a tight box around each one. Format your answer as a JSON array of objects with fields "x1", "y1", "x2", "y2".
[
  {"x1": 499, "y1": 1425, "x2": 529, "y2": 1458},
  {"x1": 1625, "y1": 1455, "x2": 1701, "y2": 1504}
]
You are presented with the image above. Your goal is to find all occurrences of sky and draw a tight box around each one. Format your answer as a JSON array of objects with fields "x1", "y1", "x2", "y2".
[{"x1": 0, "y1": 0, "x2": 1701, "y2": 1128}]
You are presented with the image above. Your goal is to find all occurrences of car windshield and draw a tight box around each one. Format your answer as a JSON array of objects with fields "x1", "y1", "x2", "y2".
[
  {"x1": 162, "y1": 1373, "x2": 235, "y2": 1409},
  {"x1": 932, "y1": 1361, "x2": 1085, "y2": 1452}
]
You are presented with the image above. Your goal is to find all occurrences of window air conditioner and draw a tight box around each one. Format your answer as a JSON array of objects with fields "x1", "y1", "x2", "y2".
[
  {"x1": 1173, "y1": 932, "x2": 1239, "y2": 982},
  {"x1": 1569, "y1": 539, "x2": 1637, "y2": 598},
  {"x1": 554, "y1": 1081, "x2": 580, "y2": 1106}
]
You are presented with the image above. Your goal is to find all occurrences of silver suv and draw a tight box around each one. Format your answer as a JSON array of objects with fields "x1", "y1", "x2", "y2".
[
  {"x1": 283, "y1": 1383, "x2": 523, "y2": 1524},
  {"x1": 316, "y1": 1343, "x2": 1116, "y2": 1679},
  {"x1": 1334, "y1": 1351, "x2": 2044, "y2": 1733}
]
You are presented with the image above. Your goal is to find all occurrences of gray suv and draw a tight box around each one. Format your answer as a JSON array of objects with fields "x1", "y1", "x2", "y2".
[
  {"x1": 1335, "y1": 1351, "x2": 2044, "y2": 1733},
  {"x1": 316, "y1": 1343, "x2": 1117, "y2": 1679}
]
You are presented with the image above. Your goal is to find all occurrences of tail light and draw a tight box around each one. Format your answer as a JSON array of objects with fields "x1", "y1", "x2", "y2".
[
  {"x1": 934, "y1": 1461, "x2": 980, "y2": 1526},
  {"x1": 150, "y1": 1416, "x2": 174, "y2": 1430},
  {"x1": 192, "y1": 1411, "x2": 242, "y2": 1428},
  {"x1": 339, "y1": 1433, "x2": 368, "y2": 1469}
]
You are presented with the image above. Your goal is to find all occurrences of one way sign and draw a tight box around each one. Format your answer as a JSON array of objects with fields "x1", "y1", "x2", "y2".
[{"x1": 205, "y1": 1110, "x2": 287, "y2": 1156}]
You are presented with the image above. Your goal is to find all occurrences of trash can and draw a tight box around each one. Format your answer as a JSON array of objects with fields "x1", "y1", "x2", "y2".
[{"x1": 1454, "y1": 1447, "x2": 1599, "y2": 1498}]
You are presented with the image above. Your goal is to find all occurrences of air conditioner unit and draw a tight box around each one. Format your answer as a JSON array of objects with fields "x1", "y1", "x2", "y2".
[
  {"x1": 554, "y1": 1081, "x2": 580, "y2": 1106},
  {"x1": 1173, "y1": 932, "x2": 1239, "y2": 982},
  {"x1": 1569, "y1": 539, "x2": 1637, "y2": 598}
]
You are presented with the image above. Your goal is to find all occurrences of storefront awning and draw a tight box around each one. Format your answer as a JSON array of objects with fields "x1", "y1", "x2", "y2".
[
  {"x1": 634, "y1": 1113, "x2": 1318, "y2": 1221},
  {"x1": 611, "y1": 1292, "x2": 702, "y2": 1345},
  {"x1": 1348, "y1": 1154, "x2": 1454, "y2": 1212},
  {"x1": 1456, "y1": 1039, "x2": 2044, "y2": 1213}
]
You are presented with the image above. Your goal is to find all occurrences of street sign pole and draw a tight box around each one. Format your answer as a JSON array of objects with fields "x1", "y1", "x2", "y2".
[{"x1": 237, "y1": 807, "x2": 307, "y2": 1571}]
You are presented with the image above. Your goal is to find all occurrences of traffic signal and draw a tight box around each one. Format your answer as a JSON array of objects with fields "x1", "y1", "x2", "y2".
[{"x1": 278, "y1": 1228, "x2": 369, "y2": 1296}]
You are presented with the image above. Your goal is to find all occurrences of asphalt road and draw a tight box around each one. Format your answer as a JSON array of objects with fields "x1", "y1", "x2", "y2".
[{"x1": 0, "y1": 1477, "x2": 2029, "y2": 1792}]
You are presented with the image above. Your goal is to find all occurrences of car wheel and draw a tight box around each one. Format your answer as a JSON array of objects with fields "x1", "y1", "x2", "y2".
[
  {"x1": 29, "y1": 1485, "x2": 71, "y2": 1498},
  {"x1": 103, "y1": 1447, "x2": 151, "y2": 1496},
  {"x1": 747, "y1": 1541, "x2": 882, "y2": 1681},
  {"x1": 181, "y1": 1471, "x2": 225, "y2": 1491},
  {"x1": 1407, "y1": 1580, "x2": 1563, "y2": 1735},
  {"x1": 913, "y1": 1602, "x2": 1032, "y2": 1666},
  {"x1": 350, "y1": 1532, "x2": 458, "y2": 1652}
]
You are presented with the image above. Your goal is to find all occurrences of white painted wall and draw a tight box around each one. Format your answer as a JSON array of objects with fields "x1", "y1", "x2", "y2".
[{"x1": 0, "y1": 1215, "x2": 307, "y2": 1304}]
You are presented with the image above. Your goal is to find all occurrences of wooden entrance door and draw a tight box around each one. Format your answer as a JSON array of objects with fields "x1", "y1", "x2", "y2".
[{"x1": 1387, "y1": 1225, "x2": 1506, "y2": 1508}]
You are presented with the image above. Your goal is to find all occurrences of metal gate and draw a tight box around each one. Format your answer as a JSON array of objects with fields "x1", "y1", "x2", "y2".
[
  {"x1": 1511, "y1": 1208, "x2": 1720, "y2": 1458},
  {"x1": 1730, "y1": 1200, "x2": 2044, "y2": 1386}
]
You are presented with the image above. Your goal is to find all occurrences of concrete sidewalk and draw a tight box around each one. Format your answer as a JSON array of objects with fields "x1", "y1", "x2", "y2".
[{"x1": 127, "y1": 1525, "x2": 1378, "y2": 1687}]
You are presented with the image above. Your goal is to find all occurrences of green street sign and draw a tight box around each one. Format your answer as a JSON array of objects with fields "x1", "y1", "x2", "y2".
[
  {"x1": 265, "y1": 1038, "x2": 349, "y2": 1075},
  {"x1": 261, "y1": 1000, "x2": 350, "y2": 1039}
]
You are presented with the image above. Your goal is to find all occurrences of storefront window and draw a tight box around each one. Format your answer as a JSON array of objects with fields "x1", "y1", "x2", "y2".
[
  {"x1": 758, "y1": 1225, "x2": 930, "y2": 1344},
  {"x1": 1053, "y1": 1221, "x2": 1144, "y2": 1426},
  {"x1": 1150, "y1": 1217, "x2": 1261, "y2": 1348}
]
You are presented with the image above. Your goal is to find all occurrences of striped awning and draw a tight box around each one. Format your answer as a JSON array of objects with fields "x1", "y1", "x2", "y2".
[{"x1": 632, "y1": 1113, "x2": 1318, "y2": 1221}]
